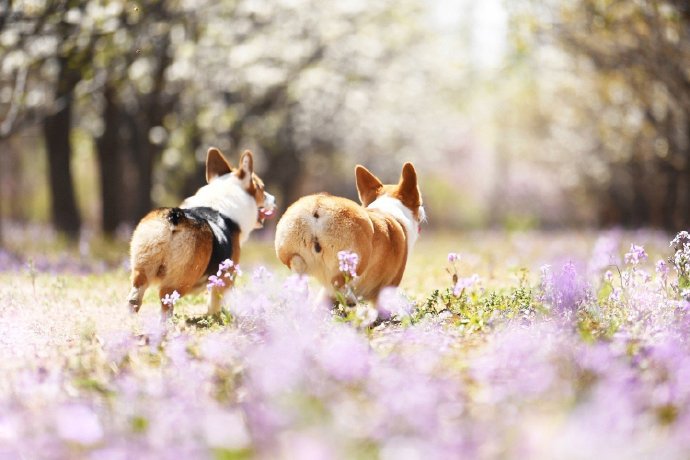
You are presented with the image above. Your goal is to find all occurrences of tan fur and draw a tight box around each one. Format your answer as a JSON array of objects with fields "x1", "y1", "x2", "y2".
[
  {"x1": 275, "y1": 163, "x2": 423, "y2": 301},
  {"x1": 128, "y1": 148, "x2": 274, "y2": 319}
]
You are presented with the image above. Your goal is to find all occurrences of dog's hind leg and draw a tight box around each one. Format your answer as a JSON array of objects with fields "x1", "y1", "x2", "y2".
[
  {"x1": 127, "y1": 269, "x2": 148, "y2": 313},
  {"x1": 207, "y1": 287, "x2": 223, "y2": 316},
  {"x1": 207, "y1": 280, "x2": 233, "y2": 316}
]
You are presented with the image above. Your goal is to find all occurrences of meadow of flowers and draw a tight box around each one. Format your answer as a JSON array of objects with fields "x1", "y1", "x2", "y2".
[{"x1": 1, "y1": 229, "x2": 690, "y2": 459}]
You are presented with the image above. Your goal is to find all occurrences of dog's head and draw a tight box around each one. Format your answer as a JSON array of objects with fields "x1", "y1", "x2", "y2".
[
  {"x1": 206, "y1": 148, "x2": 276, "y2": 228},
  {"x1": 355, "y1": 162, "x2": 426, "y2": 225}
]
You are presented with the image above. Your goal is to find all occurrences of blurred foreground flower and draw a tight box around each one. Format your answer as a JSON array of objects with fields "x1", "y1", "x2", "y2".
[
  {"x1": 54, "y1": 404, "x2": 103, "y2": 446},
  {"x1": 377, "y1": 287, "x2": 413, "y2": 320},
  {"x1": 540, "y1": 261, "x2": 589, "y2": 319}
]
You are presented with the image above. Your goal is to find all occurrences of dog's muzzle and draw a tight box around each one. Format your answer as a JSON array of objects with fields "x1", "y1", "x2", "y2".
[{"x1": 256, "y1": 192, "x2": 276, "y2": 228}]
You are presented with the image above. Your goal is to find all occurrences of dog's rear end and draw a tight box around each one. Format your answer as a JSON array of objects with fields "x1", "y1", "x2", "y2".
[
  {"x1": 275, "y1": 163, "x2": 423, "y2": 302},
  {"x1": 275, "y1": 193, "x2": 379, "y2": 296},
  {"x1": 128, "y1": 208, "x2": 213, "y2": 314}
]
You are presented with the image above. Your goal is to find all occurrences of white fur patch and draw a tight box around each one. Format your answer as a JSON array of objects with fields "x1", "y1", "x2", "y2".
[
  {"x1": 181, "y1": 174, "x2": 258, "y2": 245},
  {"x1": 367, "y1": 195, "x2": 420, "y2": 255}
]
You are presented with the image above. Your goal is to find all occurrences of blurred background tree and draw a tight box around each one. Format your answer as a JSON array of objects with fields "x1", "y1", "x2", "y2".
[
  {"x1": 505, "y1": 0, "x2": 690, "y2": 228},
  {"x1": 0, "y1": 0, "x2": 689, "y2": 249}
]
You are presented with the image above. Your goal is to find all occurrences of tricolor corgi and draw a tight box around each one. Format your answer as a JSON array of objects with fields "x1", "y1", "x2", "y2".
[
  {"x1": 127, "y1": 148, "x2": 275, "y2": 318},
  {"x1": 274, "y1": 162, "x2": 425, "y2": 301}
]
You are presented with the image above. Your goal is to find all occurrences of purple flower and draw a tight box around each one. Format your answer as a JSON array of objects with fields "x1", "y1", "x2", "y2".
[
  {"x1": 203, "y1": 409, "x2": 250, "y2": 450},
  {"x1": 540, "y1": 260, "x2": 589, "y2": 318},
  {"x1": 337, "y1": 250, "x2": 359, "y2": 278},
  {"x1": 54, "y1": 403, "x2": 103, "y2": 445},
  {"x1": 356, "y1": 304, "x2": 379, "y2": 327},
  {"x1": 161, "y1": 290, "x2": 180, "y2": 307},
  {"x1": 207, "y1": 274, "x2": 226, "y2": 290},
  {"x1": 671, "y1": 231, "x2": 690, "y2": 249},
  {"x1": 604, "y1": 270, "x2": 614, "y2": 283},
  {"x1": 377, "y1": 287, "x2": 413, "y2": 319},
  {"x1": 624, "y1": 244, "x2": 647, "y2": 266},
  {"x1": 225, "y1": 264, "x2": 242, "y2": 278},
  {"x1": 588, "y1": 232, "x2": 621, "y2": 274},
  {"x1": 656, "y1": 259, "x2": 669, "y2": 278},
  {"x1": 252, "y1": 265, "x2": 272, "y2": 282},
  {"x1": 316, "y1": 326, "x2": 371, "y2": 382},
  {"x1": 453, "y1": 274, "x2": 480, "y2": 296},
  {"x1": 447, "y1": 252, "x2": 460, "y2": 263},
  {"x1": 219, "y1": 259, "x2": 234, "y2": 272}
]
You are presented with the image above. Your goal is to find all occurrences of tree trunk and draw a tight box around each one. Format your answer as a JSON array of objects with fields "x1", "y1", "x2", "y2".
[
  {"x1": 181, "y1": 124, "x2": 206, "y2": 198},
  {"x1": 0, "y1": 147, "x2": 3, "y2": 247},
  {"x1": 661, "y1": 163, "x2": 679, "y2": 230},
  {"x1": 42, "y1": 55, "x2": 81, "y2": 238},
  {"x1": 131, "y1": 34, "x2": 172, "y2": 222},
  {"x1": 127, "y1": 115, "x2": 154, "y2": 223},
  {"x1": 95, "y1": 85, "x2": 123, "y2": 235},
  {"x1": 266, "y1": 110, "x2": 302, "y2": 207},
  {"x1": 630, "y1": 154, "x2": 649, "y2": 227}
]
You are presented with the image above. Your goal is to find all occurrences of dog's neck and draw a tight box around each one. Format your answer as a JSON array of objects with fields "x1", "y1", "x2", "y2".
[
  {"x1": 367, "y1": 195, "x2": 419, "y2": 255},
  {"x1": 181, "y1": 174, "x2": 257, "y2": 245}
]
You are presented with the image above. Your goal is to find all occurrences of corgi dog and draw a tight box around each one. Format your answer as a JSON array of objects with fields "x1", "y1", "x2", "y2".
[
  {"x1": 274, "y1": 162, "x2": 424, "y2": 301},
  {"x1": 127, "y1": 147, "x2": 275, "y2": 318}
]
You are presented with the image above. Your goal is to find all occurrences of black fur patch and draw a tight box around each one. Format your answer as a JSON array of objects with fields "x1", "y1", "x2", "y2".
[
  {"x1": 175, "y1": 207, "x2": 240, "y2": 276},
  {"x1": 168, "y1": 208, "x2": 184, "y2": 225}
]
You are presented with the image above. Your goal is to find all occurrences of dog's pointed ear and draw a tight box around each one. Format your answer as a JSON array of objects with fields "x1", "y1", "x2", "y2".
[
  {"x1": 206, "y1": 147, "x2": 233, "y2": 183},
  {"x1": 355, "y1": 165, "x2": 383, "y2": 206},
  {"x1": 398, "y1": 162, "x2": 421, "y2": 206},
  {"x1": 235, "y1": 150, "x2": 254, "y2": 186}
]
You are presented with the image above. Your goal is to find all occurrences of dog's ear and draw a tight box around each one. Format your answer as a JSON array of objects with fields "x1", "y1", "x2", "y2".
[
  {"x1": 355, "y1": 165, "x2": 383, "y2": 206},
  {"x1": 398, "y1": 162, "x2": 421, "y2": 207},
  {"x1": 206, "y1": 147, "x2": 233, "y2": 183},
  {"x1": 235, "y1": 150, "x2": 254, "y2": 186}
]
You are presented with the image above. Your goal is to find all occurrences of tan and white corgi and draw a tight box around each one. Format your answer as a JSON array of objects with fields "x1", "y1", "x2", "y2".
[
  {"x1": 274, "y1": 162, "x2": 425, "y2": 301},
  {"x1": 127, "y1": 147, "x2": 275, "y2": 318}
]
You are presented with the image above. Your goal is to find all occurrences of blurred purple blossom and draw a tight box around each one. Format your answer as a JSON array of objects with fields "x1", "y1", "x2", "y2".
[
  {"x1": 656, "y1": 260, "x2": 669, "y2": 276},
  {"x1": 54, "y1": 403, "x2": 103, "y2": 445},
  {"x1": 540, "y1": 261, "x2": 590, "y2": 318},
  {"x1": 604, "y1": 270, "x2": 614, "y2": 283},
  {"x1": 252, "y1": 265, "x2": 272, "y2": 282},
  {"x1": 161, "y1": 290, "x2": 180, "y2": 307},
  {"x1": 1, "y1": 232, "x2": 690, "y2": 457},
  {"x1": 207, "y1": 259, "x2": 242, "y2": 290},
  {"x1": 337, "y1": 250, "x2": 359, "y2": 278},
  {"x1": 453, "y1": 274, "x2": 480, "y2": 296},
  {"x1": 219, "y1": 259, "x2": 234, "y2": 272},
  {"x1": 588, "y1": 232, "x2": 621, "y2": 274},
  {"x1": 355, "y1": 304, "x2": 378, "y2": 328},
  {"x1": 624, "y1": 244, "x2": 648, "y2": 266},
  {"x1": 316, "y1": 326, "x2": 370, "y2": 382},
  {"x1": 377, "y1": 287, "x2": 413, "y2": 320},
  {"x1": 202, "y1": 409, "x2": 250, "y2": 450},
  {"x1": 207, "y1": 274, "x2": 225, "y2": 290}
]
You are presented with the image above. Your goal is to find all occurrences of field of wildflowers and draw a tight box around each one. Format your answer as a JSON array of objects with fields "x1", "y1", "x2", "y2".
[{"x1": 1, "y1": 228, "x2": 690, "y2": 459}]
